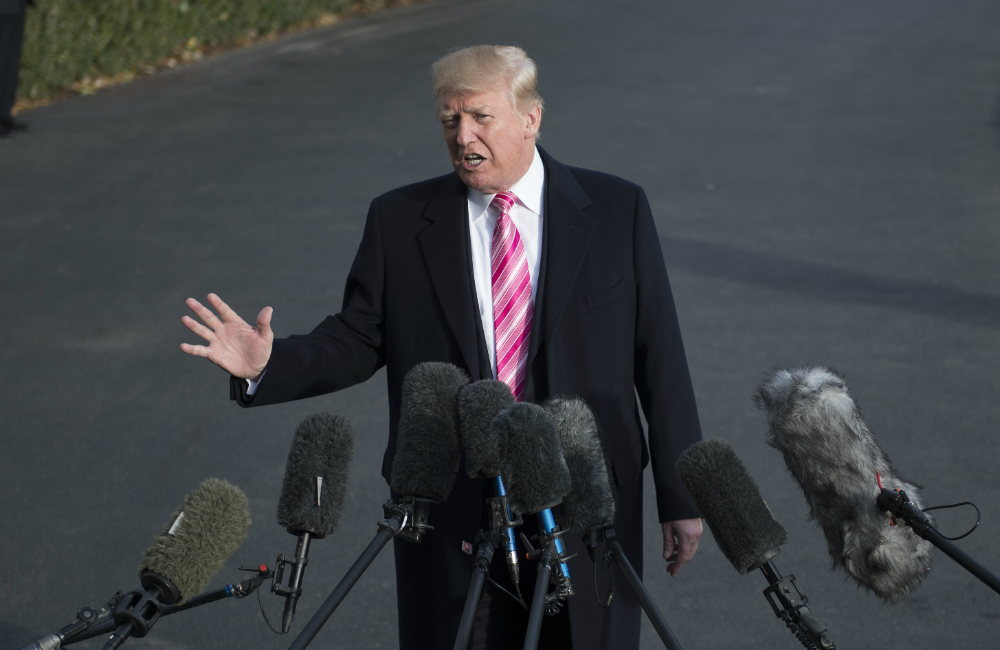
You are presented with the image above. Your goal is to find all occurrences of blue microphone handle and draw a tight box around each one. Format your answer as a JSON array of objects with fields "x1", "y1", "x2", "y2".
[
  {"x1": 538, "y1": 508, "x2": 571, "y2": 579},
  {"x1": 493, "y1": 476, "x2": 521, "y2": 584}
]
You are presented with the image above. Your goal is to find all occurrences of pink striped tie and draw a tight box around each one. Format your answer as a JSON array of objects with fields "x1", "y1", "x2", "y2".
[{"x1": 491, "y1": 191, "x2": 534, "y2": 402}]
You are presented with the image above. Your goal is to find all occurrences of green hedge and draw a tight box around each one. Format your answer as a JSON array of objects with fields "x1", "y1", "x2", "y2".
[{"x1": 19, "y1": 0, "x2": 391, "y2": 102}]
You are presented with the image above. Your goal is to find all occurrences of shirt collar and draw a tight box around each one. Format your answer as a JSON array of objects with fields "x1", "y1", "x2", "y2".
[{"x1": 468, "y1": 146, "x2": 545, "y2": 221}]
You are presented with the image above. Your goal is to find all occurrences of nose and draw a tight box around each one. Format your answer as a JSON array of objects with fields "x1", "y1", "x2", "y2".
[{"x1": 456, "y1": 115, "x2": 476, "y2": 146}]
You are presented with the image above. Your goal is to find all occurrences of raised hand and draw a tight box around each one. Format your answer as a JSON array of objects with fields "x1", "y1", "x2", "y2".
[{"x1": 180, "y1": 293, "x2": 274, "y2": 379}]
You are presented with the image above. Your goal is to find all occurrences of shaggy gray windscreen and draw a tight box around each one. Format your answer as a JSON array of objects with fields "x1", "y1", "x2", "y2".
[
  {"x1": 458, "y1": 379, "x2": 514, "y2": 479},
  {"x1": 756, "y1": 367, "x2": 933, "y2": 602},
  {"x1": 277, "y1": 412, "x2": 356, "y2": 538},
  {"x1": 677, "y1": 439, "x2": 787, "y2": 575},
  {"x1": 140, "y1": 478, "x2": 251, "y2": 602},
  {"x1": 390, "y1": 361, "x2": 470, "y2": 501},
  {"x1": 492, "y1": 403, "x2": 572, "y2": 515},
  {"x1": 544, "y1": 397, "x2": 617, "y2": 533}
]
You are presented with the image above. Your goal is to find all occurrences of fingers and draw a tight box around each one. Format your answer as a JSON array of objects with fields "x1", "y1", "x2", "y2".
[
  {"x1": 179, "y1": 342, "x2": 211, "y2": 358},
  {"x1": 186, "y1": 297, "x2": 222, "y2": 330},
  {"x1": 181, "y1": 315, "x2": 215, "y2": 342},
  {"x1": 670, "y1": 535, "x2": 700, "y2": 576},
  {"x1": 661, "y1": 521, "x2": 677, "y2": 561},
  {"x1": 207, "y1": 293, "x2": 240, "y2": 323}
]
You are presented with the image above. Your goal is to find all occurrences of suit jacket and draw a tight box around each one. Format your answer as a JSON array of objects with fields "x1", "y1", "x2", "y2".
[
  {"x1": 0, "y1": 0, "x2": 29, "y2": 17},
  {"x1": 232, "y1": 147, "x2": 702, "y2": 648}
]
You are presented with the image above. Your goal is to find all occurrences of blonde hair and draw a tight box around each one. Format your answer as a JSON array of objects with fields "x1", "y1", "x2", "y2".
[{"x1": 432, "y1": 45, "x2": 544, "y2": 115}]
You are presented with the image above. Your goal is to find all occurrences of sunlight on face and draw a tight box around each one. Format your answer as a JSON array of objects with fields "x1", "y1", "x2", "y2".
[{"x1": 439, "y1": 86, "x2": 541, "y2": 194}]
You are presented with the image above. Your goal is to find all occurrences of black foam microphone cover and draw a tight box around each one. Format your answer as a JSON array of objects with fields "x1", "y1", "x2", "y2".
[
  {"x1": 277, "y1": 412, "x2": 356, "y2": 537},
  {"x1": 390, "y1": 361, "x2": 470, "y2": 501},
  {"x1": 544, "y1": 397, "x2": 617, "y2": 533},
  {"x1": 492, "y1": 402, "x2": 572, "y2": 516},
  {"x1": 140, "y1": 478, "x2": 252, "y2": 602},
  {"x1": 677, "y1": 438, "x2": 788, "y2": 575},
  {"x1": 756, "y1": 367, "x2": 932, "y2": 602},
  {"x1": 458, "y1": 379, "x2": 515, "y2": 479}
]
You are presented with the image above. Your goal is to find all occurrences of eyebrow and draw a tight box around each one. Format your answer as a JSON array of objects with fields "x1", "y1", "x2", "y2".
[{"x1": 439, "y1": 104, "x2": 493, "y2": 120}]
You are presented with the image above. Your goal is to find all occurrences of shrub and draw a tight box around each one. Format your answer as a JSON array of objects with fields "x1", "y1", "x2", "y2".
[{"x1": 18, "y1": 0, "x2": 391, "y2": 102}]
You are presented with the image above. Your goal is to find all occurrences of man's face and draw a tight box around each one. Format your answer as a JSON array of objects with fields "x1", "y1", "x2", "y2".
[{"x1": 439, "y1": 86, "x2": 541, "y2": 194}]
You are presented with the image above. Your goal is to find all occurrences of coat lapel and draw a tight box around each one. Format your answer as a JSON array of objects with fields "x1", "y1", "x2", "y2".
[
  {"x1": 418, "y1": 173, "x2": 483, "y2": 379},
  {"x1": 530, "y1": 148, "x2": 595, "y2": 367}
]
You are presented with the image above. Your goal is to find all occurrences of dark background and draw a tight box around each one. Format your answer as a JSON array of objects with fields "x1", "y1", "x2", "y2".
[{"x1": 1, "y1": 0, "x2": 997, "y2": 648}]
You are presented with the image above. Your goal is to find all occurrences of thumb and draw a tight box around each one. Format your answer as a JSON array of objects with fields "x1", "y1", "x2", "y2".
[{"x1": 257, "y1": 306, "x2": 274, "y2": 337}]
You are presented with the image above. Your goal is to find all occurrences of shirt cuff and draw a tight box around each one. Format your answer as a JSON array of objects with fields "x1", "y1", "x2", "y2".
[{"x1": 246, "y1": 370, "x2": 266, "y2": 396}]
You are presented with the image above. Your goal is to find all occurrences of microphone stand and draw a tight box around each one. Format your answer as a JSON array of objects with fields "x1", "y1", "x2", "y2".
[
  {"x1": 878, "y1": 487, "x2": 1000, "y2": 596},
  {"x1": 18, "y1": 566, "x2": 274, "y2": 650},
  {"x1": 519, "y1": 519, "x2": 574, "y2": 650},
  {"x1": 452, "y1": 490, "x2": 524, "y2": 650},
  {"x1": 273, "y1": 531, "x2": 313, "y2": 633},
  {"x1": 758, "y1": 561, "x2": 836, "y2": 650},
  {"x1": 286, "y1": 496, "x2": 435, "y2": 650},
  {"x1": 585, "y1": 522, "x2": 684, "y2": 650}
]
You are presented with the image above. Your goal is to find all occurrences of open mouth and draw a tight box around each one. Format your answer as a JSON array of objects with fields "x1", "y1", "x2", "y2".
[{"x1": 463, "y1": 153, "x2": 486, "y2": 168}]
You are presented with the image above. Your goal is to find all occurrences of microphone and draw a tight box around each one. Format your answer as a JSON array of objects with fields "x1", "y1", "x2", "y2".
[
  {"x1": 676, "y1": 439, "x2": 787, "y2": 573},
  {"x1": 543, "y1": 398, "x2": 616, "y2": 535},
  {"x1": 491, "y1": 402, "x2": 572, "y2": 516},
  {"x1": 755, "y1": 367, "x2": 932, "y2": 602},
  {"x1": 288, "y1": 362, "x2": 468, "y2": 650},
  {"x1": 390, "y1": 361, "x2": 468, "y2": 501},
  {"x1": 458, "y1": 379, "x2": 521, "y2": 585},
  {"x1": 274, "y1": 412, "x2": 356, "y2": 633},
  {"x1": 104, "y1": 478, "x2": 251, "y2": 650},
  {"x1": 545, "y1": 397, "x2": 685, "y2": 650},
  {"x1": 678, "y1": 438, "x2": 834, "y2": 650},
  {"x1": 458, "y1": 379, "x2": 513, "y2": 480},
  {"x1": 451, "y1": 379, "x2": 523, "y2": 650},
  {"x1": 491, "y1": 402, "x2": 574, "y2": 650}
]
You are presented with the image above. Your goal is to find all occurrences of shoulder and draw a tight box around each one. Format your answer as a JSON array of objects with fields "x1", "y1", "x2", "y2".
[
  {"x1": 565, "y1": 165, "x2": 642, "y2": 202},
  {"x1": 540, "y1": 148, "x2": 643, "y2": 210},
  {"x1": 371, "y1": 172, "x2": 457, "y2": 214},
  {"x1": 560, "y1": 164, "x2": 646, "y2": 223}
]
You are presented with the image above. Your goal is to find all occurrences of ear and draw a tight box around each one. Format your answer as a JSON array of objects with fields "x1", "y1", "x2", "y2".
[{"x1": 523, "y1": 103, "x2": 542, "y2": 139}]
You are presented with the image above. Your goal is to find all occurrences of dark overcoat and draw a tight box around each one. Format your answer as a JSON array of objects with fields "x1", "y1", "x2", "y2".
[
  {"x1": 0, "y1": 0, "x2": 30, "y2": 121},
  {"x1": 232, "y1": 147, "x2": 702, "y2": 649}
]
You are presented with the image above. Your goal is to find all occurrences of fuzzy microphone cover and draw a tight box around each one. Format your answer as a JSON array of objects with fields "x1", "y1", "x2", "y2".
[
  {"x1": 277, "y1": 412, "x2": 356, "y2": 538},
  {"x1": 756, "y1": 367, "x2": 932, "y2": 601},
  {"x1": 492, "y1": 402, "x2": 572, "y2": 515},
  {"x1": 677, "y1": 438, "x2": 787, "y2": 575},
  {"x1": 390, "y1": 361, "x2": 469, "y2": 501},
  {"x1": 140, "y1": 478, "x2": 251, "y2": 602},
  {"x1": 544, "y1": 397, "x2": 617, "y2": 533},
  {"x1": 458, "y1": 379, "x2": 514, "y2": 479}
]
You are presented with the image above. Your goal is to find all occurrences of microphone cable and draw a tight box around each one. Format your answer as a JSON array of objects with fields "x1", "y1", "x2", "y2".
[
  {"x1": 486, "y1": 576, "x2": 527, "y2": 609},
  {"x1": 594, "y1": 549, "x2": 614, "y2": 608},
  {"x1": 919, "y1": 502, "x2": 981, "y2": 540},
  {"x1": 877, "y1": 472, "x2": 982, "y2": 541},
  {"x1": 256, "y1": 573, "x2": 283, "y2": 635}
]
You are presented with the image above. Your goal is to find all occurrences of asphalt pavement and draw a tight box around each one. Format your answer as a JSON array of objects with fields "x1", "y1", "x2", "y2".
[{"x1": 1, "y1": 0, "x2": 998, "y2": 648}]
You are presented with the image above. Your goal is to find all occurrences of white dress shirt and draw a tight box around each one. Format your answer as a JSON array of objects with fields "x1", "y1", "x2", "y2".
[
  {"x1": 467, "y1": 146, "x2": 545, "y2": 378},
  {"x1": 248, "y1": 146, "x2": 545, "y2": 395}
]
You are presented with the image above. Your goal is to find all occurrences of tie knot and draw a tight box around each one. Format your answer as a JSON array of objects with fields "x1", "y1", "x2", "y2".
[{"x1": 491, "y1": 191, "x2": 517, "y2": 218}]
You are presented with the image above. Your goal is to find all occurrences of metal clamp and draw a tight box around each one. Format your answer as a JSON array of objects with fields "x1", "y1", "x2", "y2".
[{"x1": 520, "y1": 527, "x2": 576, "y2": 615}]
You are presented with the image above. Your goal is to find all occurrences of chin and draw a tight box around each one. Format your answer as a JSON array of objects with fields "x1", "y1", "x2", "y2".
[{"x1": 457, "y1": 169, "x2": 493, "y2": 192}]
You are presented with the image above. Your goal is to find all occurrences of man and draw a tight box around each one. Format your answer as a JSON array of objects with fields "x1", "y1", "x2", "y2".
[
  {"x1": 0, "y1": 0, "x2": 30, "y2": 137},
  {"x1": 182, "y1": 45, "x2": 703, "y2": 650}
]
